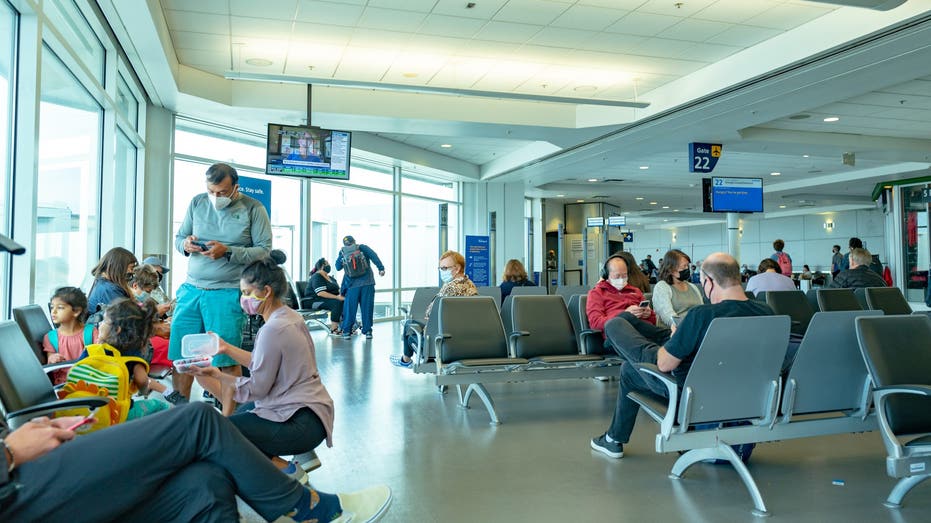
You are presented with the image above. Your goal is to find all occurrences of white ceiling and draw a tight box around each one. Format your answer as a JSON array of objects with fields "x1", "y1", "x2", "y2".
[
  {"x1": 103, "y1": 0, "x2": 931, "y2": 227},
  {"x1": 160, "y1": 0, "x2": 837, "y2": 103}
]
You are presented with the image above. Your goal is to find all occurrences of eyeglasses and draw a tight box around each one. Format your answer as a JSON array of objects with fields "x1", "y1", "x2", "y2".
[{"x1": 438, "y1": 265, "x2": 455, "y2": 271}]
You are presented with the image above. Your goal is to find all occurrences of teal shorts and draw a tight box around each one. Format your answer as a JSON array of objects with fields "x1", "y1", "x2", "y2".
[{"x1": 168, "y1": 283, "x2": 245, "y2": 368}]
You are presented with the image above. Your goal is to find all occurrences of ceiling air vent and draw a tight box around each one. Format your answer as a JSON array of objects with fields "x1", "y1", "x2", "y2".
[
  {"x1": 796, "y1": 199, "x2": 817, "y2": 207},
  {"x1": 603, "y1": 178, "x2": 625, "y2": 183}
]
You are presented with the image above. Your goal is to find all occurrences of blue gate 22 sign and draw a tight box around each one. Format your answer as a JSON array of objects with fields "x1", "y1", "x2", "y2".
[{"x1": 688, "y1": 142, "x2": 722, "y2": 173}]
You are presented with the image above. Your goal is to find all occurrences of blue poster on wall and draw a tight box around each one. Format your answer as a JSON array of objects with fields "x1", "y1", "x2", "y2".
[
  {"x1": 465, "y1": 235, "x2": 490, "y2": 287},
  {"x1": 238, "y1": 176, "x2": 272, "y2": 217}
]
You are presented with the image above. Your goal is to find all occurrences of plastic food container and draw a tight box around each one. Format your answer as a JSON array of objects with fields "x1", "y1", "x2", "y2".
[{"x1": 173, "y1": 333, "x2": 219, "y2": 373}]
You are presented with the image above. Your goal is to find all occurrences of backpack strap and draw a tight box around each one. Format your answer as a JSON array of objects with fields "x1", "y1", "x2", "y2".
[
  {"x1": 83, "y1": 323, "x2": 95, "y2": 346},
  {"x1": 48, "y1": 329, "x2": 59, "y2": 352}
]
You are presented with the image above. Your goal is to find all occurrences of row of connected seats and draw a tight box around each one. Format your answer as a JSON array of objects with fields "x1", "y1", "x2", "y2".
[
  {"x1": 754, "y1": 286, "x2": 913, "y2": 314},
  {"x1": 11, "y1": 303, "x2": 172, "y2": 379},
  {"x1": 0, "y1": 319, "x2": 109, "y2": 428},
  {"x1": 627, "y1": 304, "x2": 931, "y2": 515},
  {"x1": 403, "y1": 291, "x2": 620, "y2": 424}
]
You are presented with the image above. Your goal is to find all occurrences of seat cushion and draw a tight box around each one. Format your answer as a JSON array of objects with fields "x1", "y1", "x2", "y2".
[
  {"x1": 628, "y1": 391, "x2": 670, "y2": 423},
  {"x1": 906, "y1": 435, "x2": 931, "y2": 448},
  {"x1": 530, "y1": 355, "x2": 603, "y2": 364},
  {"x1": 456, "y1": 357, "x2": 529, "y2": 367}
]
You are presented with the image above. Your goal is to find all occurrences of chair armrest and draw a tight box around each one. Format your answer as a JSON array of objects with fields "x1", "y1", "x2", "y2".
[
  {"x1": 872, "y1": 385, "x2": 931, "y2": 459},
  {"x1": 873, "y1": 385, "x2": 931, "y2": 397},
  {"x1": 6, "y1": 397, "x2": 110, "y2": 429},
  {"x1": 433, "y1": 333, "x2": 452, "y2": 368},
  {"x1": 299, "y1": 297, "x2": 316, "y2": 309},
  {"x1": 634, "y1": 363, "x2": 679, "y2": 438},
  {"x1": 398, "y1": 306, "x2": 410, "y2": 317},
  {"x1": 507, "y1": 331, "x2": 530, "y2": 357},
  {"x1": 578, "y1": 329, "x2": 602, "y2": 354},
  {"x1": 43, "y1": 359, "x2": 79, "y2": 374}
]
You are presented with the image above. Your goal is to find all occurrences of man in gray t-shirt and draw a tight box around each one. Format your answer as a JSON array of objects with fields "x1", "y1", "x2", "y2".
[{"x1": 168, "y1": 163, "x2": 272, "y2": 404}]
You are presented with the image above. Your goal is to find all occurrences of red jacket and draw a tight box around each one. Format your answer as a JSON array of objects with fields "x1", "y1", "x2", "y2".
[{"x1": 586, "y1": 280, "x2": 655, "y2": 337}]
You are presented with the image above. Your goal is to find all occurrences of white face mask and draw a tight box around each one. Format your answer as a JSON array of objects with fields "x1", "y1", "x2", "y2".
[
  {"x1": 208, "y1": 193, "x2": 232, "y2": 211},
  {"x1": 440, "y1": 269, "x2": 454, "y2": 283},
  {"x1": 609, "y1": 277, "x2": 627, "y2": 290}
]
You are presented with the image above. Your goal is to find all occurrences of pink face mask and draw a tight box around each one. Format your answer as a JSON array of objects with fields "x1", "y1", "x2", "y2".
[{"x1": 240, "y1": 294, "x2": 265, "y2": 315}]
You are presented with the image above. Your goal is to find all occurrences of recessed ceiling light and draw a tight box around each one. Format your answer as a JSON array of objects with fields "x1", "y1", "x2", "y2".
[
  {"x1": 823, "y1": 116, "x2": 840, "y2": 122},
  {"x1": 639, "y1": 166, "x2": 649, "y2": 170},
  {"x1": 663, "y1": 219, "x2": 669, "y2": 222},
  {"x1": 245, "y1": 58, "x2": 273, "y2": 67},
  {"x1": 576, "y1": 199, "x2": 585, "y2": 203},
  {"x1": 402, "y1": 72, "x2": 418, "y2": 78},
  {"x1": 649, "y1": 201, "x2": 658, "y2": 205},
  {"x1": 587, "y1": 178, "x2": 598, "y2": 182},
  {"x1": 770, "y1": 172, "x2": 781, "y2": 176},
  {"x1": 635, "y1": 197, "x2": 644, "y2": 200},
  {"x1": 440, "y1": 144, "x2": 452, "y2": 148},
  {"x1": 557, "y1": 194, "x2": 565, "y2": 197},
  {"x1": 662, "y1": 206, "x2": 669, "y2": 209},
  {"x1": 802, "y1": 154, "x2": 810, "y2": 158},
  {"x1": 673, "y1": 209, "x2": 679, "y2": 212},
  {"x1": 779, "y1": 205, "x2": 787, "y2": 208}
]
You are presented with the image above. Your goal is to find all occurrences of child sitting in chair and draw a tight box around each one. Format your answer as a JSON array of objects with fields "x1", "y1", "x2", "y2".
[
  {"x1": 73, "y1": 298, "x2": 169, "y2": 420},
  {"x1": 43, "y1": 286, "x2": 97, "y2": 384}
]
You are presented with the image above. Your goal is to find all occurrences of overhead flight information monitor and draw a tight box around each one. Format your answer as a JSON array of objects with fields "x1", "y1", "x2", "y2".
[{"x1": 705, "y1": 177, "x2": 763, "y2": 213}]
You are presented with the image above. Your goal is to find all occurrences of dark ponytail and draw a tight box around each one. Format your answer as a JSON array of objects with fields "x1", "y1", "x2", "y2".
[{"x1": 241, "y1": 256, "x2": 289, "y2": 300}]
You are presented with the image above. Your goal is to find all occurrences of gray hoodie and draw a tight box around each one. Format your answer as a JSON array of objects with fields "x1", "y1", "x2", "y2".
[{"x1": 174, "y1": 193, "x2": 272, "y2": 288}]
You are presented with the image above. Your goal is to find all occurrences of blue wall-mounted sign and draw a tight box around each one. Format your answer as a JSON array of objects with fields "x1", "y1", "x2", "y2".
[
  {"x1": 688, "y1": 142, "x2": 722, "y2": 173},
  {"x1": 465, "y1": 235, "x2": 490, "y2": 287},
  {"x1": 239, "y1": 176, "x2": 272, "y2": 217},
  {"x1": 622, "y1": 232, "x2": 634, "y2": 242}
]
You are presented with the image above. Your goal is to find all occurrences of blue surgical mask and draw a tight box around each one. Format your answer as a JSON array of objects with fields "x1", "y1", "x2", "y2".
[
  {"x1": 136, "y1": 291, "x2": 150, "y2": 302},
  {"x1": 440, "y1": 270, "x2": 454, "y2": 283}
]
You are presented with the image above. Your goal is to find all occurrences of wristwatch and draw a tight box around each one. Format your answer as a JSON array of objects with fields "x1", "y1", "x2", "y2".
[{"x1": 223, "y1": 251, "x2": 232, "y2": 261}]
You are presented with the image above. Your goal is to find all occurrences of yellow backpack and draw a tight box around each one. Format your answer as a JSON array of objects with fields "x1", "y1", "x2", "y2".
[{"x1": 56, "y1": 344, "x2": 148, "y2": 433}]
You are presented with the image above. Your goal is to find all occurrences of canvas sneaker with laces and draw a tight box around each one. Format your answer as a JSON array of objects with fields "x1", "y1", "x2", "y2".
[{"x1": 591, "y1": 433, "x2": 624, "y2": 458}]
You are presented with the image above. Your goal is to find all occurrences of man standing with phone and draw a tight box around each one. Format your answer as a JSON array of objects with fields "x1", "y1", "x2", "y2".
[{"x1": 168, "y1": 163, "x2": 272, "y2": 405}]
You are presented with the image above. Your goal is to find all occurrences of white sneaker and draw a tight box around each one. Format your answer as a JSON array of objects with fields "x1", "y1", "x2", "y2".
[{"x1": 337, "y1": 485, "x2": 391, "y2": 523}]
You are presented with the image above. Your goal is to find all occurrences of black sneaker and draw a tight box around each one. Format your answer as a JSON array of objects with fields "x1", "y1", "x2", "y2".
[
  {"x1": 591, "y1": 433, "x2": 624, "y2": 458},
  {"x1": 164, "y1": 391, "x2": 189, "y2": 405}
]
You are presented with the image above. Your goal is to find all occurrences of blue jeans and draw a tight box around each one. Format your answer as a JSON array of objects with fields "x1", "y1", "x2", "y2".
[
  {"x1": 169, "y1": 283, "x2": 245, "y2": 368},
  {"x1": 340, "y1": 284, "x2": 375, "y2": 334},
  {"x1": 229, "y1": 403, "x2": 327, "y2": 457}
]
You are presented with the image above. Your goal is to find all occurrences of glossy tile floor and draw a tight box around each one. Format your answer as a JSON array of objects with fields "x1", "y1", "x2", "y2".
[{"x1": 259, "y1": 321, "x2": 930, "y2": 523}]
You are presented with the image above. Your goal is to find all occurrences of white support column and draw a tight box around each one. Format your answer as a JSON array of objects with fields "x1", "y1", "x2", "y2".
[{"x1": 727, "y1": 212, "x2": 741, "y2": 264}]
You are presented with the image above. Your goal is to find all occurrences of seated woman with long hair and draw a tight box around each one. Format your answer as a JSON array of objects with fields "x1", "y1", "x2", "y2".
[{"x1": 499, "y1": 259, "x2": 536, "y2": 301}]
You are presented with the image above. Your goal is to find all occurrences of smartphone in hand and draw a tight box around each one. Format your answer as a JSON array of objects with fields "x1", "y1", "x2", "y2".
[
  {"x1": 191, "y1": 240, "x2": 209, "y2": 251},
  {"x1": 66, "y1": 408, "x2": 98, "y2": 431},
  {"x1": 639, "y1": 300, "x2": 651, "y2": 308}
]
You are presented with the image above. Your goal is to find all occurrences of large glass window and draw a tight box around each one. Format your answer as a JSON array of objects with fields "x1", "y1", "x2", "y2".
[
  {"x1": 345, "y1": 162, "x2": 393, "y2": 191},
  {"x1": 0, "y1": 3, "x2": 14, "y2": 308},
  {"x1": 115, "y1": 73, "x2": 138, "y2": 129},
  {"x1": 44, "y1": 0, "x2": 105, "y2": 83},
  {"x1": 34, "y1": 46, "x2": 102, "y2": 302},
  {"x1": 401, "y1": 174, "x2": 458, "y2": 200},
  {"x1": 310, "y1": 183, "x2": 395, "y2": 318},
  {"x1": 106, "y1": 129, "x2": 136, "y2": 248},
  {"x1": 401, "y1": 197, "x2": 460, "y2": 288}
]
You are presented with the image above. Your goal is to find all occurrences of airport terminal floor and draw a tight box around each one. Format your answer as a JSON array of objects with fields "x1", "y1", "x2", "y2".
[{"x1": 247, "y1": 321, "x2": 931, "y2": 523}]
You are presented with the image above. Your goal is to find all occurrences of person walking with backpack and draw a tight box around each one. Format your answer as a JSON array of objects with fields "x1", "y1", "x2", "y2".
[
  {"x1": 335, "y1": 235, "x2": 385, "y2": 339},
  {"x1": 770, "y1": 239, "x2": 794, "y2": 277}
]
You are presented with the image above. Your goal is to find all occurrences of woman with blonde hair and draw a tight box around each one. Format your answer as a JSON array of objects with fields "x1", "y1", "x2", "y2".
[{"x1": 499, "y1": 259, "x2": 536, "y2": 300}]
